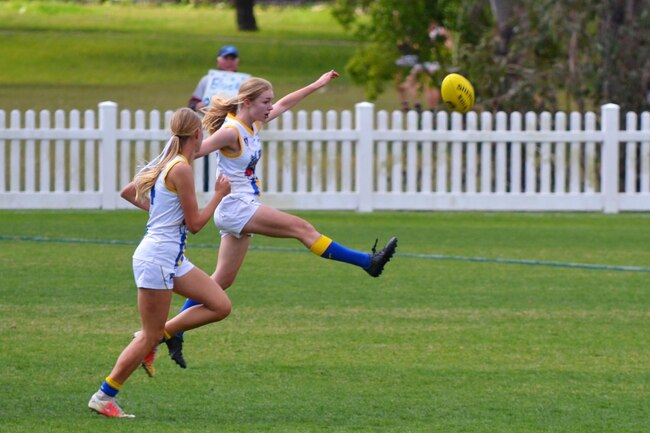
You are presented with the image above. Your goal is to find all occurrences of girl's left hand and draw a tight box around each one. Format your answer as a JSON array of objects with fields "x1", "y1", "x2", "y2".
[{"x1": 315, "y1": 70, "x2": 340, "y2": 88}]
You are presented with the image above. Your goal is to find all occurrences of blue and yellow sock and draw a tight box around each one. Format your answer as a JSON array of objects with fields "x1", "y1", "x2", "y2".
[
  {"x1": 175, "y1": 299, "x2": 201, "y2": 339},
  {"x1": 99, "y1": 376, "x2": 122, "y2": 398},
  {"x1": 310, "y1": 235, "x2": 371, "y2": 269}
]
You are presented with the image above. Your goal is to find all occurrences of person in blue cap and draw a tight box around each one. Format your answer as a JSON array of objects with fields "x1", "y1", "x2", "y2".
[{"x1": 187, "y1": 45, "x2": 244, "y2": 112}]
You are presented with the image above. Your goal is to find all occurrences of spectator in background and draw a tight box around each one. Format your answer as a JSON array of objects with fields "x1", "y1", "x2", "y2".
[
  {"x1": 396, "y1": 22, "x2": 453, "y2": 114},
  {"x1": 187, "y1": 45, "x2": 245, "y2": 112},
  {"x1": 394, "y1": 39, "x2": 420, "y2": 113},
  {"x1": 188, "y1": 44, "x2": 250, "y2": 191}
]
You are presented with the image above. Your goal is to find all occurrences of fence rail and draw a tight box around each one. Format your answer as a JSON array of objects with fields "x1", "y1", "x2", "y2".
[{"x1": 1, "y1": 102, "x2": 649, "y2": 213}]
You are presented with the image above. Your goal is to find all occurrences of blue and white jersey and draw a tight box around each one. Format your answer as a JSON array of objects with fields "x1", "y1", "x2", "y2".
[
  {"x1": 133, "y1": 155, "x2": 189, "y2": 268},
  {"x1": 215, "y1": 113, "x2": 263, "y2": 197}
]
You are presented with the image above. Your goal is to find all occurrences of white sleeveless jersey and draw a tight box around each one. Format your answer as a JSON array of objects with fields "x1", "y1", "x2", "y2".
[
  {"x1": 133, "y1": 155, "x2": 189, "y2": 268},
  {"x1": 215, "y1": 113, "x2": 263, "y2": 197}
]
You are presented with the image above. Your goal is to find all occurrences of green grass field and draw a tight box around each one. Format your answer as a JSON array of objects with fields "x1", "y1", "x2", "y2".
[
  {"x1": 1, "y1": 210, "x2": 649, "y2": 432},
  {"x1": 0, "y1": 1, "x2": 400, "y2": 113}
]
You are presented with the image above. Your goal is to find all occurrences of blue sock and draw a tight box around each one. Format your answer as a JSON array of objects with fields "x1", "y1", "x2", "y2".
[
  {"x1": 310, "y1": 235, "x2": 371, "y2": 269},
  {"x1": 180, "y1": 298, "x2": 201, "y2": 313},
  {"x1": 99, "y1": 376, "x2": 121, "y2": 397},
  {"x1": 176, "y1": 298, "x2": 202, "y2": 338}
]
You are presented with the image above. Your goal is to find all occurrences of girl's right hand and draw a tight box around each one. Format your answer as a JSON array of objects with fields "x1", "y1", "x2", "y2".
[{"x1": 214, "y1": 174, "x2": 231, "y2": 197}]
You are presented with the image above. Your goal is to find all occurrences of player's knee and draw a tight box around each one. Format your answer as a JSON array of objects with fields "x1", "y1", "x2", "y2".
[
  {"x1": 294, "y1": 218, "x2": 317, "y2": 239},
  {"x1": 140, "y1": 330, "x2": 164, "y2": 348},
  {"x1": 207, "y1": 297, "x2": 232, "y2": 321},
  {"x1": 218, "y1": 299, "x2": 232, "y2": 320},
  {"x1": 202, "y1": 284, "x2": 232, "y2": 321}
]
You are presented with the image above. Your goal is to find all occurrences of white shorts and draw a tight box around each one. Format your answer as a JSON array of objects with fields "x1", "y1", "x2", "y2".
[
  {"x1": 132, "y1": 257, "x2": 194, "y2": 290},
  {"x1": 214, "y1": 194, "x2": 260, "y2": 238}
]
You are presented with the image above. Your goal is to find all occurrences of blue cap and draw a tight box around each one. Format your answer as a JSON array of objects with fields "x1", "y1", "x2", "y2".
[{"x1": 218, "y1": 45, "x2": 239, "y2": 58}]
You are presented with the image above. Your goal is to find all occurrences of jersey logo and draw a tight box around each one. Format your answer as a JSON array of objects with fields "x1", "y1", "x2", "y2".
[{"x1": 245, "y1": 150, "x2": 261, "y2": 177}]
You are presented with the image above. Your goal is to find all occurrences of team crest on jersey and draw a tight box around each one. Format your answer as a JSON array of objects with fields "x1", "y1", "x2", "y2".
[{"x1": 245, "y1": 150, "x2": 261, "y2": 177}]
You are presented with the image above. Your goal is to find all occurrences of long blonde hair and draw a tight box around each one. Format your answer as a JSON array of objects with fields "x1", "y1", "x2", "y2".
[
  {"x1": 134, "y1": 107, "x2": 201, "y2": 202},
  {"x1": 202, "y1": 77, "x2": 273, "y2": 134}
]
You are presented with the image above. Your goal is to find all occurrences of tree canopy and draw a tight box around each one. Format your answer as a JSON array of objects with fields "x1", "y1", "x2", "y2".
[{"x1": 332, "y1": 0, "x2": 650, "y2": 112}]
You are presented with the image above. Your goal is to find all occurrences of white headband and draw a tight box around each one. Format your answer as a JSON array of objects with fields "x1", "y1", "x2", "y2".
[{"x1": 137, "y1": 136, "x2": 176, "y2": 175}]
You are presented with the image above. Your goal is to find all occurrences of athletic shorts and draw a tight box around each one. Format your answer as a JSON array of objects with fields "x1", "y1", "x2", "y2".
[
  {"x1": 214, "y1": 194, "x2": 260, "y2": 238},
  {"x1": 132, "y1": 257, "x2": 194, "y2": 290}
]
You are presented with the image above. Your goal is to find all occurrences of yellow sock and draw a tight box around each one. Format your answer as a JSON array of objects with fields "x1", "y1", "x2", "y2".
[
  {"x1": 309, "y1": 235, "x2": 333, "y2": 256},
  {"x1": 105, "y1": 376, "x2": 122, "y2": 390}
]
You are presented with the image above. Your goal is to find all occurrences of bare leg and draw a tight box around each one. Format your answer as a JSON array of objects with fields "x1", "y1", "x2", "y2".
[
  {"x1": 164, "y1": 267, "x2": 231, "y2": 335},
  {"x1": 172, "y1": 234, "x2": 249, "y2": 341},
  {"x1": 108, "y1": 288, "x2": 172, "y2": 384},
  {"x1": 171, "y1": 205, "x2": 319, "y2": 331},
  {"x1": 404, "y1": 68, "x2": 422, "y2": 111},
  {"x1": 242, "y1": 204, "x2": 372, "y2": 269},
  {"x1": 166, "y1": 204, "x2": 396, "y2": 365},
  {"x1": 395, "y1": 69, "x2": 410, "y2": 111},
  {"x1": 242, "y1": 204, "x2": 321, "y2": 246},
  {"x1": 211, "y1": 233, "x2": 252, "y2": 289},
  {"x1": 425, "y1": 84, "x2": 441, "y2": 111}
]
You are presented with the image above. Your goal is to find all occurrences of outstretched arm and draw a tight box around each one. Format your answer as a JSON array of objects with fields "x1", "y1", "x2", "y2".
[{"x1": 267, "y1": 70, "x2": 340, "y2": 122}]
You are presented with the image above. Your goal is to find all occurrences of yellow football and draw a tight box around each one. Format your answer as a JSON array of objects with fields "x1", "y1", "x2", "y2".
[{"x1": 440, "y1": 73, "x2": 475, "y2": 114}]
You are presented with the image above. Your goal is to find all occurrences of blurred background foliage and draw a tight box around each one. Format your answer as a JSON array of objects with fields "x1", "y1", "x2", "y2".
[
  {"x1": 331, "y1": 0, "x2": 649, "y2": 113},
  {"x1": 1, "y1": 0, "x2": 648, "y2": 113}
]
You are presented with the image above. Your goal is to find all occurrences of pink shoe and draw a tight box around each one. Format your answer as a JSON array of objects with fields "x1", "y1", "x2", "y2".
[{"x1": 88, "y1": 391, "x2": 135, "y2": 418}]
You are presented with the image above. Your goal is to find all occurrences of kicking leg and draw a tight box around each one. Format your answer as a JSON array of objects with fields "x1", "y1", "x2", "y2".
[{"x1": 244, "y1": 204, "x2": 398, "y2": 276}]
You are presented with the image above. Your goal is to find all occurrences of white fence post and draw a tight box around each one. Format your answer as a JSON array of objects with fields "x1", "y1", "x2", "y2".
[
  {"x1": 601, "y1": 103, "x2": 620, "y2": 214},
  {"x1": 355, "y1": 102, "x2": 374, "y2": 212},
  {"x1": 4, "y1": 102, "x2": 650, "y2": 212},
  {"x1": 99, "y1": 101, "x2": 118, "y2": 209}
]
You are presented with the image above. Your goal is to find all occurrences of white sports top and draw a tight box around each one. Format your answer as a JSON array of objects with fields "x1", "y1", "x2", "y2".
[
  {"x1": 215, "y1": 113, "x2": 262, "y2": 197},
  {"x1": 133, "y1": 155, "x2": 189, "y2": 268}
]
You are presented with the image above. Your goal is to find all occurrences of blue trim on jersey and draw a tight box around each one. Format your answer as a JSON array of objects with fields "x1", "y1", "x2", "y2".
[{"x1": 174, "y1": 229, "x2": 187, "y2": 266}]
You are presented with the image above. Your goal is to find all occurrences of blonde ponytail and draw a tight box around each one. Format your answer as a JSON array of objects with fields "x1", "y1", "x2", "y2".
[
  {"x1": 202, "y1": 96, "x2": 239, "y2": 134},
  {"x1": 134, "y1": 136, "x2": 181, "y2": 202},
  {"x1": 201, "y1": 77, "x2": 273, "y2": 134},
  {"x1": 133, "y1": 108, "x2": 201, "y2": 202}
]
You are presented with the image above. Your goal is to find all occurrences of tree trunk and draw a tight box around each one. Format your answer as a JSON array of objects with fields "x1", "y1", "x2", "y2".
[
  {"x1": 235, "y1": 0, "x2": 258, "y2": 32},
  {"x1": 598, "y1": 0, "x2": 644, "y2": 110},
  {"x1": 489, "y1": 0, "x2": 514, "y2": 55}
]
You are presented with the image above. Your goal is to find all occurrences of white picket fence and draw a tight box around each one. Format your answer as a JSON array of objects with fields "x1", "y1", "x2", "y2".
[{"x1": 0, "y1": 101, "x2": 649, "y2": 213}]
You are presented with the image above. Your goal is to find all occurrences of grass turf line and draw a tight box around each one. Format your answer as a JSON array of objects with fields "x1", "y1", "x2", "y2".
[{"x1": 2, "y1": 234, "x2": 650, "y2": 273}]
